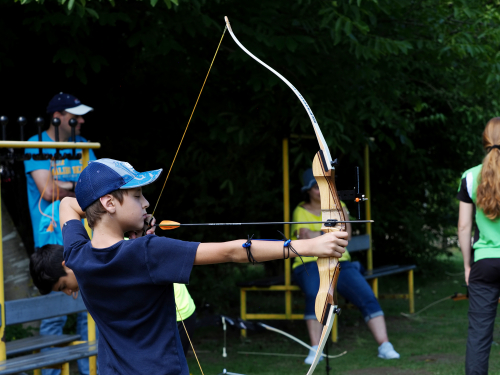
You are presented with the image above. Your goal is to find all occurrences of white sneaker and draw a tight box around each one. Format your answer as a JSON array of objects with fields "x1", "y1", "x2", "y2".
[
  {"x1": 304, "y1": 345, "x2": 324, "y2": 365},
  {"x1": 378, "y1": 342, "x2": 400, "y2": 359}
]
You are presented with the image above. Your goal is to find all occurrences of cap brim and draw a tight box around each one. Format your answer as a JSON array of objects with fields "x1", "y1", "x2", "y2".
[
  {"x1": 120, "y1": 168, "x2": 163, "y2": 189},
  {"x1": 301, "y1": 181, "x2": 316, "y2": 192},
  {"x1": 65, "y1": 104, "x2": 94, "y2": 115}
]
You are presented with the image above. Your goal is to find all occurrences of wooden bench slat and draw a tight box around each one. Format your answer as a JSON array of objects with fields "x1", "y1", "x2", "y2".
[
  {"x1": 6, "y1": 334, "x2": 81, "y2": 356},
  {"x1": 0, "y1": 341, "x2": 98, "y2": 375},
  {"x1": 4, "y1": 293, "x2": 87, "y2": 326},
  {"x1": 345, "y1": 234, "x2": 370, "y2": 252},
  {"x1": 364, "y1": 265, "x2": 400, "y2": 276},
  {"x1": 364, "y1": 265, "x2": 417, "y2": 280}
]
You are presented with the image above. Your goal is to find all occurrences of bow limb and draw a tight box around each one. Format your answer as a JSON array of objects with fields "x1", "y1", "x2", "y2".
[
  {"x1": 306, "y1": 308, "x2": 336, "y2": 375},
  {"x1": 224, "y1": 17, "x2": 333, "y2": 169}
]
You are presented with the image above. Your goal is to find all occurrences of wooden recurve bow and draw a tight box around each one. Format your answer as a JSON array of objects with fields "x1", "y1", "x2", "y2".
[{"x1": 224, "y1": 16, "x2": 345, "y2": 375}]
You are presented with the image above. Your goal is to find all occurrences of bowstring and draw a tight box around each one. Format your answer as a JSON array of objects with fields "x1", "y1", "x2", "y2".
[
  {"x1": 151, "y1": 26, "x2": 228, "y2": 375},
  {"x1": 176, "y1": 303, "x2": 204, "y2": 375},
  {"x1": 151, "y1": 25, "x2": 227, "y2": 218}
]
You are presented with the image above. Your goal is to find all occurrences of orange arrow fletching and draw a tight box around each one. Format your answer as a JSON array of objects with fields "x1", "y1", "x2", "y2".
[{"x1": 159, "y1": 220, "x2": 180, "y2": 230}]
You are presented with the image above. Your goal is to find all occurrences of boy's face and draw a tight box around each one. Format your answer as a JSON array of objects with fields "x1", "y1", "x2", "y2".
[
  {"x1": 52, "y1": 262, "x2": 79, "y2": 296},
  {"x1": 116, "y1": 187, "x2": 150, "y2": 232}
]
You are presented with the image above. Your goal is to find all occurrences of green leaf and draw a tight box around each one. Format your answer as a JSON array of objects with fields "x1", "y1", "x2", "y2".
[
  {"x1": 150, "y1": 0, "x2": 158, "y2": 7},
  {"x1": 286, "y1": 37, "x2": 298, "y2": 52},
  {"x1": 344, "y1": 19, "x2": 352, "y2": 35},
  {"x1": 67, "y1": 0, "x2": 75, "y2": 11},
  {"x1": 75, "y1": 68, "x2": 87, "y2": 84},
  {"x1": 85, "y1": 8, "x2": 99, "y2": 19}
]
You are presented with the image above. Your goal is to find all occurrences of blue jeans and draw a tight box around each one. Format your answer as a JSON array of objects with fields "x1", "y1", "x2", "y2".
[
  {"x1": 293, "y1": 260, "x2": 383, "y2": 322},
  {"x1": 40, "y1": 310, "x2": 95, "y2": 375}
]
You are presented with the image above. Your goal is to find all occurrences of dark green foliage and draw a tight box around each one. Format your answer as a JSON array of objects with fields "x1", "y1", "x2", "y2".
[
  {"x1": 4, "y1": 324, "x2": 36, "y2": 342},
  {"x1": 2, "y1": 0, "x2": 500, "y2": 307}
]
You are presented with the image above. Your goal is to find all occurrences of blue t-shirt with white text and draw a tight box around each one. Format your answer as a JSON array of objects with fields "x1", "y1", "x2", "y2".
[
  {"x1": 62, "y1": 220, "x2": 198, "y2": 375},
  {"x1": 24, "y1": 131, "x2": 96, "y2": 248}
]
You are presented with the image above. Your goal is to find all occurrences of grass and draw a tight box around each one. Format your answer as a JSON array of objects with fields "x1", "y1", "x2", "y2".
[{"x1": 186, "y1": 250, "x2": 500, "y2": 375}]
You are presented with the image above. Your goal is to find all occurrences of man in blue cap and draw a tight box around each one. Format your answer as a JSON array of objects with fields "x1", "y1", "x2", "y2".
[
  {"x1": 24, "y1": 92, "x2": 97, "y2": 375},
  {"x1": 24, "y1": 92, "x2": 97, "y2": 250}
]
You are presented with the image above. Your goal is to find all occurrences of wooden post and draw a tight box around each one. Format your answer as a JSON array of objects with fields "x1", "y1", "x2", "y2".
[
  {"x1": 364, "y1": 143, "x2": 372, "y2": 271},
  {"x1": 82, "y1": 149, "x2": 97, "y2": 375},
  {"x1": 331, "y1": 316, "x2": 338, "y2": 343},
  {"x1": 240, "y1": 289, "x2": 247, "y2": 337},
  {"x1": 0, "y1": 177, "x2": 5, "y2": 362},
  {"x1": 283, "y1": 138, "x2": 292, "y2": 319},
  {"x1": 408, "y1": 270, "x2": 415, "y2": 313}
]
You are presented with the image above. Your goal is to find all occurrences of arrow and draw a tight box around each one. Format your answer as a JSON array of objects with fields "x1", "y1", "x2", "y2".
[{"x1": 158, "y1": 219, "x2": 374, "y2": 230}]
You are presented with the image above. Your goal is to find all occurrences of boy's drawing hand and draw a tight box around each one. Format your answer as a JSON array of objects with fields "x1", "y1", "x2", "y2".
[
  {"x1": 126, "y1": 215, "x2": 156, "y2": 239},
  {"x1": 296, "y1": 231, "x2": 348, "y2": 259},
  {"x1": 144, "y1": 215, "x2": 156, "y2": 235}
]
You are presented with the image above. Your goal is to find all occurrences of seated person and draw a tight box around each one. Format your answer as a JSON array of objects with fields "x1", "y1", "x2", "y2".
[
  {"x1": 292, "y1": 169, "x2": 400, "y2": 364},
  {"x1": 30, "y1": 244, "x2": 197, "y2": 356}
]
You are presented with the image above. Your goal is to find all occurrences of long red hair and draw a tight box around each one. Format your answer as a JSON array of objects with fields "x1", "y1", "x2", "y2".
[{"x1": 477, "y1": 117, "x2": 500, "y2": 220}]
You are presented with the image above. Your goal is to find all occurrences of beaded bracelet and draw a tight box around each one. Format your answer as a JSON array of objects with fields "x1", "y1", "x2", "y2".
[
  {"x1": 242, "y1": 234, "x2": 260, "y2": 264},
  {"x1": 278, "y1": 231, "x2": 307, "y2": 273}
]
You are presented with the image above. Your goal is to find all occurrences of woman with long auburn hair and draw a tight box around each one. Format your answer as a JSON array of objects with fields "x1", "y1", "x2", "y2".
[{"x1": 457, "y1": 117, "x2": 500, "y2": 375}]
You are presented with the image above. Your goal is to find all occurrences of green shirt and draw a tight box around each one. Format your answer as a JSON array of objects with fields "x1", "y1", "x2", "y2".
[
  {"x1": 458, "y1": 164, "x2": 500, "y2": 261},
  {"x1": 174, "y1": 283, "x2": 196, "y2": 321},
  {"x1": 291, "y1": 202, "x2": 351, "y2": 269}
]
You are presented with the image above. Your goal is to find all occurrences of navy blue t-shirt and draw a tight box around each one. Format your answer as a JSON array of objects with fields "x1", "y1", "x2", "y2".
[{"x1": 62, "y1": 220, "x2": 199, "y2": 374}]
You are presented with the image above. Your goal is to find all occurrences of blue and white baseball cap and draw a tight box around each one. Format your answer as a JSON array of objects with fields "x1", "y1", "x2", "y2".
[
  {"x1": 47, "y1": 92, "x2": 93, "y2": 116},
  {"x1": 76, "y1": 158, "x2": 163, "y2": 210}
]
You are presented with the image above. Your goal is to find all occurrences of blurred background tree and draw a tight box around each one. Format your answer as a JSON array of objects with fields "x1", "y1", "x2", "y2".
[{"x1": 1, "y1": 0, "x2": 500, "y2": 309}]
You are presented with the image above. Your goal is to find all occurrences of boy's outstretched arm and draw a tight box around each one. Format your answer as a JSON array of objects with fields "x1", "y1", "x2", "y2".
[
  {"x1": 194, "y1": 231, "x2": 348, "y2": 265},
  {"x1": 60, "y1": 197, "x2": 85, "y2": 227}
]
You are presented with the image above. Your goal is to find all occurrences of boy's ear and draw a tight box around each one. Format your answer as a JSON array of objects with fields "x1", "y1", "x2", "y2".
[
  {"x1": 100, "y1": 194, "x2": 116, "y2": 214},
  {"x1": 62, "y1": 260, "x2": 65, "y2": 267}
]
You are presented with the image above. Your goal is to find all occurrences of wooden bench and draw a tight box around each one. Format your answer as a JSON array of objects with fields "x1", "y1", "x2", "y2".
[
  {"x1": 238, "y1": 234, "x2": 416, "y2": 341},
  {"x1": 0, "y1": 292, "x2": 97, "y2": 375}
]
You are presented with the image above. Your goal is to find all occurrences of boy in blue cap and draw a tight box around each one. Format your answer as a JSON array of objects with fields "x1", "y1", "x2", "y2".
[{"x1": 60, "y1": 158, "x2": 348, "y2": 374}]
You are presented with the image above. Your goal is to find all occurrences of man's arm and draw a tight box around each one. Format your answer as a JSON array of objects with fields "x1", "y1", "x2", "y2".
[
  {"x1": 194, "y1": 231, "x2": 348, "y2": 265},
  {"x1": 31, "y1": 169, "x2": 75, "y2": 201},
  {"x1": 59, "y1": 197, "x2": 85, "y2": 227}
]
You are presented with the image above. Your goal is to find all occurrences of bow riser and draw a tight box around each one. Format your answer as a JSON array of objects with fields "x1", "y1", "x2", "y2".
[{"x1": 312, "y1": 152, "x2": 345, "y2": 324}]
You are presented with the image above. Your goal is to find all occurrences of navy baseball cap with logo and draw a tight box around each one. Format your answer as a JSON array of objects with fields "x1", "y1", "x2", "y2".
[
  {"x1": 76, "y1": 158, "x2": 163, "y2": 211},
  {"x1": 47, "y1": 92, "x2": 94, "y2": 115}
]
